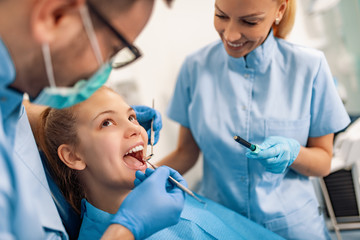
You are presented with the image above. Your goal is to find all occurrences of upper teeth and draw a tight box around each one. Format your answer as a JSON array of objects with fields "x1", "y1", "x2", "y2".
[
  {"x1": 125, "y1": 145, "x2": 144, "y2": 155},
  {"x1": 227, "y1": 41, "x2": 243, "y2": 47}
]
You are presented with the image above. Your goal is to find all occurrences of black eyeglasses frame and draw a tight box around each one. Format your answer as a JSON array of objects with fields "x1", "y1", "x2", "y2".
[{"x1": 87, "y1": 2, "x2": 142, "y2": 69}]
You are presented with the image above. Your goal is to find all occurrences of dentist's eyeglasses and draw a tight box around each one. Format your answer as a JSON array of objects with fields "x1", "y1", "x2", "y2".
[{"x1": 87, "y1": 2, "x2": 142, "y2": 69}]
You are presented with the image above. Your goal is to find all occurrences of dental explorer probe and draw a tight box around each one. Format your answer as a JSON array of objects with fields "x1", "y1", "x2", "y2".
[
  {"x1": 234, "y1": 136, "x2": 261, "y2": 153},
  {"x1": 150, "y1": 99, "x2": 155, "y2": 157},
  {"x1": 145, "y1": 158, "x2": 205, "y2": 204},
  {"x1": 145, "y1": 100, "x2": 204, "y2": 204}
]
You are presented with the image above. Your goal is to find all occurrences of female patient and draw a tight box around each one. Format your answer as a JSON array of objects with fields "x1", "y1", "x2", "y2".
[{"x1": 35, "y1": 86, "x2": 283, "y2": 240}]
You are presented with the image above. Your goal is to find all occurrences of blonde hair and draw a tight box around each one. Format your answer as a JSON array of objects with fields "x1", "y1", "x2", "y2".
[{"x1": 273, "y1": 0, "x2": 296, "y2": 39}]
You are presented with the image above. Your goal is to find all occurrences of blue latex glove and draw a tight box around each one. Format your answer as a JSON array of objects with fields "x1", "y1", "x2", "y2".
[
  {"x1": 110, "y1": 166, "x2": 186, "y2": 240},
  {"x1": 246, "y1": 136, "x2": 300, "y2": 174},
  {"x1": 134, "y1": 167, "x2": 188, "y2": 189},
  {"x1": 132, "y1": 105, "x2": 162, "y2": 145}
]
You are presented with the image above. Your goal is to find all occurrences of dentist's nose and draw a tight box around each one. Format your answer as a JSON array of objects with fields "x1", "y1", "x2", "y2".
[{"x1": 223, "y1": 21, "x2": 241, "y2": 42}]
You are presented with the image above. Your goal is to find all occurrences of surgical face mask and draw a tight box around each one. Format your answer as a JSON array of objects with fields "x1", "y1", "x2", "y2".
[{"x1": 33, "y1": 5, "x2": 111, "y2": 109}]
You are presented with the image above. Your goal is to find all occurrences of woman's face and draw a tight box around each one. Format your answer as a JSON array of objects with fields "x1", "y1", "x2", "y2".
[
  {"x1": 214, "y1": 0, "x2": 284, "y2": 58},
  {"x1": 74, "y1": 87, "x2": 148, "y2": 191}
]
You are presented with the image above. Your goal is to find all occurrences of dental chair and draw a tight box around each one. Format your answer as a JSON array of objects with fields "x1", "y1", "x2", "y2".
[
  {"x1": 319, "y1": 118, "x2": 360, "y2": 240},
  {"x1": 40, "y1": 151, "x2": 82, "y2": 240}
]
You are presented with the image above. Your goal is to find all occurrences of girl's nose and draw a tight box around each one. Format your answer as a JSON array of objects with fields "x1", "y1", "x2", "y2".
[{"x1": 124, "y1": 122, "x2": 142, "y2": 139}]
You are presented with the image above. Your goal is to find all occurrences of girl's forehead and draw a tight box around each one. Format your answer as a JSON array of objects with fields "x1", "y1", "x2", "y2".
[
  {"x1": 78, "y1": 88, "x2": 123, "y2": 108},
  {"x1": 74, "y1": 90, "x2": 128, "y2": 121}
]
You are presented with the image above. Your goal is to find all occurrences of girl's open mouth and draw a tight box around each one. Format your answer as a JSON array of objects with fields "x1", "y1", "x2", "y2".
[{"x1": 123, "y1": 145, "x2": 147, "y2": 171}]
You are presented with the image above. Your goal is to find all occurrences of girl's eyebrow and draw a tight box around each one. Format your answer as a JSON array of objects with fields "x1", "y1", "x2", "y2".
[
  {"x1": 92, "y1": 110, "x2": 116, "y2": 121},
  {"x1": 92, "y1": 107, "x2": 133, "y2": 121},
  {"x1": 214, "y1": 4, "x2": 265, "y2": 18}
]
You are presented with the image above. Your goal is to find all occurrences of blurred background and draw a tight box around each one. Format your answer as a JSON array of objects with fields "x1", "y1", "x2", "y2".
[
  {"x1": 107, "y1": 1, "x2": 360, "y2": 238},
  {"x1": 108, "y1": 0, "x2": 360, "y2": 187}
]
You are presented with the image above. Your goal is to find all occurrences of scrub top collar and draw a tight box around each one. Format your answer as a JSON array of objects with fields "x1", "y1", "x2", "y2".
[
  {"x1": 81, "y1": 198, "x2": 113, "y2": 223},
  {"x1": 0, "y1": 38, "x2": 23, "y2": 122},
  {"x1": 226, "y1": 29, "x2": 276, "y2": 71}
]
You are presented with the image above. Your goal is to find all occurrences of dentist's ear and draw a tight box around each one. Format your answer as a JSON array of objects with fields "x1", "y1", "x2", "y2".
[
  {"x1": 58, "y1": 144, "x2": 86, "y2": 170},
  {"x1": 275, "y1": 0, "x2": 288, "y2": 23},
  {"x1": 31, "y1": 0, "x2": 86, "y2": 44}
]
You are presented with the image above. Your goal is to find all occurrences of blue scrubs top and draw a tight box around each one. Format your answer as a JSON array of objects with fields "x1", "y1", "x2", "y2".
[
  {"x1": 167, "y1": 31, "x2": 350, "y2": 239},
  {"x1": 78, "y1": 195, "x2": 285, "y2": 240},
  {"x1": 0, "y1": 38, "x2": 68, "y2": 239}
]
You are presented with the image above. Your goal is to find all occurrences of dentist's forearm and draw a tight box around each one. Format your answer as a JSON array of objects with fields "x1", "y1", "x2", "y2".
[
  {"x1": 291, "y1": 134, "x2": 333, "y2": 177},
  {"x1": 158, "y1": 126, "x2": 200, "y2": 175}
]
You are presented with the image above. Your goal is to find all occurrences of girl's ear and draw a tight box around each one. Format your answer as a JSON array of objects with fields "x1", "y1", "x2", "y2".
[{"x1": 58, "y1": 144, "x2": 86, "y2": 170}]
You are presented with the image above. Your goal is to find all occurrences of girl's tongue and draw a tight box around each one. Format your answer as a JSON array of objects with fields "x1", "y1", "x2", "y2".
[{"x1": 123, "y1": 152, "x2": 146, "y2": 171}]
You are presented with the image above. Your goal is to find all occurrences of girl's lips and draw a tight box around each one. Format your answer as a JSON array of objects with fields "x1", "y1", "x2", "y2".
[{"x1": 125, "y1": 143, "x2": 144, "y2": 155}]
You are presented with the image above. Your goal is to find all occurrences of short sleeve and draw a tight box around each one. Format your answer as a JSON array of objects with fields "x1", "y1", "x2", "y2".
[
  {"x1": 309, "y1": 53, "x2": 350, "y2": 137},
  {"x1": 167, "y1": 58, "x2": 192, "y2": 128}
]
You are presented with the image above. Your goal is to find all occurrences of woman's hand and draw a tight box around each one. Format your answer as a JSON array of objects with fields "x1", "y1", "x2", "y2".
[
  {"x1": 246, "y1": 136, "x2": 300, "y2": 174},
  {"x1": 132, "y1": 105, "x2": 162, "y2": 145}
]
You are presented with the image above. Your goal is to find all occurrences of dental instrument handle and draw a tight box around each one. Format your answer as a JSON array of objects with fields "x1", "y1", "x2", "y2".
[
  {"x1": 234, "y1": 136, "x2": 260, "y2": 153},
  {"x1": 150, "y1": 99, "x2": 155, "y2": 155},
  {"x1": 146, "y1": 160, "x2": 205, "y2": 204},
  {"x1": 150, "y1": 120, "x2": 154, "y2": 155},
  {"x1": 167, "y1": 175, "x2": 205, "y2": 204}
]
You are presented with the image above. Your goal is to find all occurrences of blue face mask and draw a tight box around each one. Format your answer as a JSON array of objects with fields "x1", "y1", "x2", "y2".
[
  {"x1": 32, "y1": 5, "x2": 110, "y2": 109},
  {"x1": 33, "y1": 63, "x2": 112, "y2": 109}
]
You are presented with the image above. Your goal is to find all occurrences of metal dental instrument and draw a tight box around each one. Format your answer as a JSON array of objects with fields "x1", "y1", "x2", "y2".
[
  {"x1": 234, "y1": 135, "x2": 261, "y2": 153},
  {"x1": 145, "y1": 99, "x2": 155, "y2": 161},
  {"x1": 145, "y1": 101, "x2": 204, "y2": 204},
  {"x1": 145, "y1": 159, "x2": 205, "y2": 204},
  {"x1": 150, "y1": 99, "x2": 154, "y2": 157}
]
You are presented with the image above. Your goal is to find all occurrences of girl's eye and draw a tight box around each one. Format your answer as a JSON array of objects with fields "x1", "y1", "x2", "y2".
[
  {"x1": 128, "y1": 115, "x2": 137, "y2": 122},
  {"x1": 101, "y1": 119, "x2": 114, "y2": 128}
]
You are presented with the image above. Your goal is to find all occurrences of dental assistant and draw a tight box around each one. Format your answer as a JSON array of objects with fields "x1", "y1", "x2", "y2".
[
  {"x1": 0, "y1": 0, "x2": 185, "y2": 239},
  {"x1": 159, "y1": 0, "x2": 350, "y2": 239}
]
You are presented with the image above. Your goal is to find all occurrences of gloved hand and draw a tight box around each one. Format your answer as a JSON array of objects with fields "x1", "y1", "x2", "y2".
[
  {"x1": 134, "y1": 166, "x2": 188, "y2": 189},
  {"x1": 132, "y1": 105, "x2": 162, "y2": 145},
  {"x1": 246, "y1": 136, "x2": 300, "y2": 174},
  {"x1": 110, "y1": 166, "x2": 186, "y2": 240}
]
